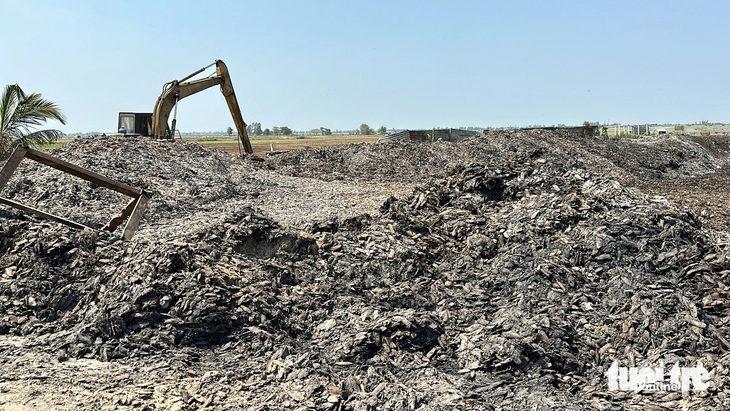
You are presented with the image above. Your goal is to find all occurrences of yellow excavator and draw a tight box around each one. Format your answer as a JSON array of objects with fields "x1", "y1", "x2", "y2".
[{"x1": 118, "y1": 59, "x2": 253, "y2": 154}]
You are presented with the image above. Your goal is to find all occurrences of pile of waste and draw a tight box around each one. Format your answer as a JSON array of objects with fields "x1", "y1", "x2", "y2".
[
  {"x1": 0, "y1": 131, "x2": 728, "y2": 409},
  {"x1": 264, "y1": 130, "x2": 727, "y2": 184}
]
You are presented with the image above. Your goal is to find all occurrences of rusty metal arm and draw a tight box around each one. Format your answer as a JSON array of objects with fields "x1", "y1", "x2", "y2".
[
  {"x1": 24, "y1": 149, "x2": 141, "y2": 197},
  {"x1": 0, "y1": 147, "x2": 148, "y2": 239},
  {"x1": 0, "y1": 197, "x2": 92, "y2": 230},
  {"x1": 0, "y1": 147, "x2": 30, "y2": 192}
]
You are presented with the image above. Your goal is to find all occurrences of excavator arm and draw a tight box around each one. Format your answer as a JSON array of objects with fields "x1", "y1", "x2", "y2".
[
  {"x1": 215, "y1": 62, "x2": 253, "y2": 155},
  {"x1": 151, "y1": 60, "x2": 253, "y2": 154}
]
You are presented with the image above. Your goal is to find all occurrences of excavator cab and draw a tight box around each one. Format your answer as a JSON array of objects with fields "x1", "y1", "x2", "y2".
[{"x1": 117, "y1": 112, "x2": 152, "y2": 136}]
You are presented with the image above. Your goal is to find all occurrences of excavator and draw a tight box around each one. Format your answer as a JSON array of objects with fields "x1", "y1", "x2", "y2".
[{"x1": 118, "y1": 59, "x2": 253, "y2": 154}]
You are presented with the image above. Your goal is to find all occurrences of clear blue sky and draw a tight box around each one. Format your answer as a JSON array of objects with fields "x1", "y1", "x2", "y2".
[{"x1": 2, "y1": 0, "x2": 728, "y2": 134}]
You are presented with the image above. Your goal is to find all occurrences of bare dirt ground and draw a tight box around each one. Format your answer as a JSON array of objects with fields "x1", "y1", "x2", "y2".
[
  {"x1": 638, "y1": 176, "x2": 730, "y2": 232},
  {"x1": 0, "y1": 131, "x2": 728, "y2": 410},
  {"x1": 631, "y1": 135, "x2": 730, "y2": 232}
]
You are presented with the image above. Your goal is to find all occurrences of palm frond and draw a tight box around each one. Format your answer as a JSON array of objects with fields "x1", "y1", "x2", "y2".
[
  {"x1": 0, "y1": 84, "x2": 25, "y2": 140},
  {"x1": 17, "y1": 92, "x2": 67, "y2": 125},
  {"x1": 20, "y1": 129, "x2": 64, "y2": 146},
  {"x1": 0, "y1": 84, "x2": 66, "y2": 159}
]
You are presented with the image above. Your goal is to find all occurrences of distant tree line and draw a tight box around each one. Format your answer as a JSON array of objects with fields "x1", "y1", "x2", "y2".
[
  {"x1": 357, "y1": 124, "x2": 387, "y2": 135},
  {"x1": 243, "y1": 122, "x2": 389, "y2": 136}
]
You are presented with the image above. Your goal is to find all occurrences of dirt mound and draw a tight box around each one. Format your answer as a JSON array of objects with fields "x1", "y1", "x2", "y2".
[
  {"x1": 262, "y1": 130, "x2": 724, "y2": 184},
  {"x1": 261, "y1": 129, "x2": 621, "y2": 184},
  {"x1": 687, "y1": 135, "x2": 730, "y2": 159},
  {"x1": 638, "y1": 175, "x2": 730, "y2": 231},
  {"x1": 686, "y1": 135, "x2": 730, "y2": 173},
  {"x1": 0, "y1": 132, "x2": 729, "y2": 409},
  {"x1": 0, "y1": 136, "x2": 263, "y2": 230},
  {"x1": 572, "y1": 134, "x2": 723, "y2": 179},
  {"x1": 260, "y1": 139, "x2": 495, "y2": 183}
]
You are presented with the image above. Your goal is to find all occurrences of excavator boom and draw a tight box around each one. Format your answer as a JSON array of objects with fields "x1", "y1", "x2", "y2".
[{"x1": 149, "y1": 60, "x2": 253, "y2": 154}]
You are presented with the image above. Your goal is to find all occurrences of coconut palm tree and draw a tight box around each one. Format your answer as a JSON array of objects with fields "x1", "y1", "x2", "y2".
[{"x1": 0, "y1": 84, "x2": 66, "y2": 159}]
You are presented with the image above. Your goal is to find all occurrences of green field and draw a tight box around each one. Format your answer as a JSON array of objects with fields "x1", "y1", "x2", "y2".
[
  {"x1": 36, "y1": 138, "x2": 75, "y2": 150},
  {"x1": 189, "y1": 135, "x2": 380, "y2": 156}
]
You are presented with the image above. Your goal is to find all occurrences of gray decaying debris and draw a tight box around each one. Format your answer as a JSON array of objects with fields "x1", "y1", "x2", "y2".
[{"x1": 0, "y1": 131, "x2": 728, "y2": 410}]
